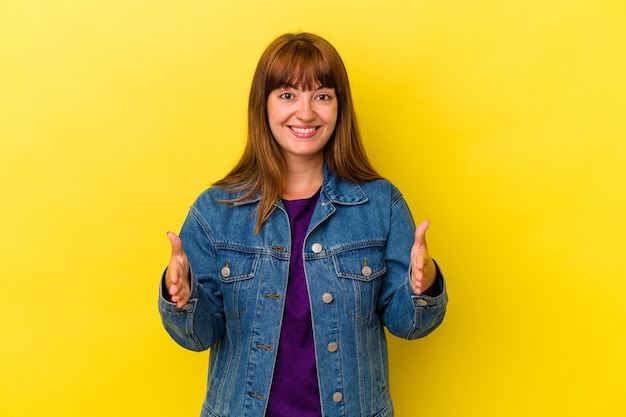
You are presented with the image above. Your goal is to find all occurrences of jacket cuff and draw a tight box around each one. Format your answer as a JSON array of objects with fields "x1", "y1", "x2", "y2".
[{"x1": 158, "y1": 266, "x2": 198, "y2": 310}]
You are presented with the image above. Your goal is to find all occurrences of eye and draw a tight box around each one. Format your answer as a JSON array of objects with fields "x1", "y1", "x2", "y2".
[
  {"x1": 279, "y1": 92, "x2": 294, "y2": 100},
  {"x1": 316, "y1": 90, "x2": 335, "y2": 101}
]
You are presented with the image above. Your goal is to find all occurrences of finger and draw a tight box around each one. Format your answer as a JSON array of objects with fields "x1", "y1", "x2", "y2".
[
  {"x1": 412, "y1": 275, "x2": 424, "y2": 294},
  {"x1": 173, "y1": 290, "x2": 190, "y2": 309},
  {"x1": 169, "y1": 278, "x2": 181, "y2": 296},
  {"x1": 414, "y1": 220, "x2": 430, "y2": 250},
  {"x1": 166, "y1": 262, "x2": 183, "y2": 287},
  {"x1": 414, "y1": 252, "x2": 425, "y2": 271},
  {"x1": 411, "y1": 259, "x2": 424, "y2": 292},
  {"x1": 169, "y1": 283, "x2": 187, "y2": 304}
]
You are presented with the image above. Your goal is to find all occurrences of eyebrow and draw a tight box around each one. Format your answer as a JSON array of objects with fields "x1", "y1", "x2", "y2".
[{"x1": 280, "y1": 83, "x2": 332, "y2": 91}]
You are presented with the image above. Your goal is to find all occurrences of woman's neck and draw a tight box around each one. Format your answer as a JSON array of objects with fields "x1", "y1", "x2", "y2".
[{"x1": 282, "y1": 159, "x2": 324, "y2": 200}]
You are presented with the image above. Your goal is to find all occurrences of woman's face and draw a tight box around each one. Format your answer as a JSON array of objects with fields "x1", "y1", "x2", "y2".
[{"x1": 267, "y1": 84, "x2": 338, "y2": 165}]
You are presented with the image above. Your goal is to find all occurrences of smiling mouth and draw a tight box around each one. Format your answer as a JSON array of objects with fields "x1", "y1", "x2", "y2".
[{"x1": 290, "y1": 126, "x2": 318, "y2": 134}]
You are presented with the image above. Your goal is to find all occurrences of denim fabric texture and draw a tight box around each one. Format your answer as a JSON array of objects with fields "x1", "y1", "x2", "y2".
[{"x1": 159, "y1": 165, "x2": 448, "y2": 417}]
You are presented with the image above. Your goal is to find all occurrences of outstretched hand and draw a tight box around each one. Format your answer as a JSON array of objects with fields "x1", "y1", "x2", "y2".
[
  {"x1": 165, "y1": 231, "x2": 191, "y2": 308},
  {"x1": 410, "y1": 220, "x2": 437, "y2": 295}
]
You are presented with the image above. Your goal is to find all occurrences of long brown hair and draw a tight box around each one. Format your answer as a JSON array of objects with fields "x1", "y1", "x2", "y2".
[{"x1": 215, "y1": 32, "x2": 380, "y2": 233}]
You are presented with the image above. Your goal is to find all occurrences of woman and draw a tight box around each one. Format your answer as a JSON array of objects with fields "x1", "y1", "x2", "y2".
[{"x1": 159, "y1": 32, "x2": 447, "y2": 417}]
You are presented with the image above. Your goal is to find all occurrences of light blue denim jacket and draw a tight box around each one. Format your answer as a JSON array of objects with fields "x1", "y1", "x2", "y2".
[{"x1": 159, "y1": 166, "x2": 448, "y2": 417}]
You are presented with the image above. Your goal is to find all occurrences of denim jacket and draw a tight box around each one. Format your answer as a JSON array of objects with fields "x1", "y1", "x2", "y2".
[{"x1": 159, "y1": 166, "x2": 448, "y2": 417}]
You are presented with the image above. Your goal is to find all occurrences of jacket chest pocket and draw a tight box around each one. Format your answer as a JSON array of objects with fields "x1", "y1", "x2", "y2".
[
  {"x1": 217, "y1": 249, "x2": 259, "y2": 320},
  {"x1": 333, "y1": 244, "x2": 386, "y2": 321}
]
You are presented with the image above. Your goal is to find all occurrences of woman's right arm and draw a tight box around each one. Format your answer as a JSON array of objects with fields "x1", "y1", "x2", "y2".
[{"x1": 158, "y1": 213, "x2": 226, "y2": 351}]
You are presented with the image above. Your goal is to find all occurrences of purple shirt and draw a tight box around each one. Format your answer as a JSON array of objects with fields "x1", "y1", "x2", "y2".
[{"x1": 266, "y1": 190, "x2": 322, "y2": 417}]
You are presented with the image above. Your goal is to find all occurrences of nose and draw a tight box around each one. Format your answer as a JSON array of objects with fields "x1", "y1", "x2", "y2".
[{"x1": 296, "y1": 98, "x2": 315, "y2": 121}]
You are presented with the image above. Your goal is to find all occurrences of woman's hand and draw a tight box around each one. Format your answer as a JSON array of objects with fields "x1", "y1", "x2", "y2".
[
  {"x1": 165, "y1": 231, "x2": 191, "y2": 308},
  {"x1": 410, "y1": 220, "x2": 437, "y2": 295}
]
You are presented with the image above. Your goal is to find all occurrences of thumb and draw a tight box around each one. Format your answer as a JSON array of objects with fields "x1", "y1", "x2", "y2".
[
  {"x1": 414, "y1": 220, "x2": 430, "y2": 250},
  {"x1": 167, "y1": 231, "x2": 184, "y2": 257}
]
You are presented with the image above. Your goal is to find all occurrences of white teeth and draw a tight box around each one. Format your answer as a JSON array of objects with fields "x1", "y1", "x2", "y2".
[{"x1": 291, "y1": 127, "x2": 316, "y2": 134}]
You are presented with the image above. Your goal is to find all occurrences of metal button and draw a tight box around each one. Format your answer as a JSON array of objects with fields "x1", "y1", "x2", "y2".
[
  {"x1": 361, "y1": 266, "x2": 372, "y2": 276},
  {"x1": 311, "y1": 243, "x2": 323, "y2": 253},
  {"x1": 221, "y1": 266, "x2": 231, "y2": 278},
  {"x1": 332, "y1": 392, "x2": 343, "y2": 403},
  {"x1": 416, "y1": 299, "x2": 428, "y2": 307},
  {"x1": 322, "y1": 293, "x2": 333, "y2": 304},
  {"x1": 327, "y1": 342, "x2": 338, "y2": 352}
]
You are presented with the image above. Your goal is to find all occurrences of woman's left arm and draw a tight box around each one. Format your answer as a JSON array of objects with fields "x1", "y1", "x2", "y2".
[{"x1": 378, "y1": 194, "x2": 448, "y2": 340}]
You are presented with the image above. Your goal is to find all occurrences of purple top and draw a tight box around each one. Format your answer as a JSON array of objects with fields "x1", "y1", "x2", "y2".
[{"x1": 266, "y1": 190, "x2": 322, "y2": 417}]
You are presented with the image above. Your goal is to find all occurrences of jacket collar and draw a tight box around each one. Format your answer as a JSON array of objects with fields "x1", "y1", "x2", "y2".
[{"x1": 321, "y1": 164, "x2": 369, "y2": 205}]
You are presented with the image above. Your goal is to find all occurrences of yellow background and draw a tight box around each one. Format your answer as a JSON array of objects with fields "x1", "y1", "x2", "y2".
[{"x1": 1, "y1": 0, "x2": 625, "y2": 416}]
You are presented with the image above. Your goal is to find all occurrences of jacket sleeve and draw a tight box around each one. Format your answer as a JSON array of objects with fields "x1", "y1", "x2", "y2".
[
  {"x1": 377, "y1": 190, "x2": 448, "y2": 340},
  {"x1": 158, "y1": 206, "x2": 226, "y2": 351}
]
